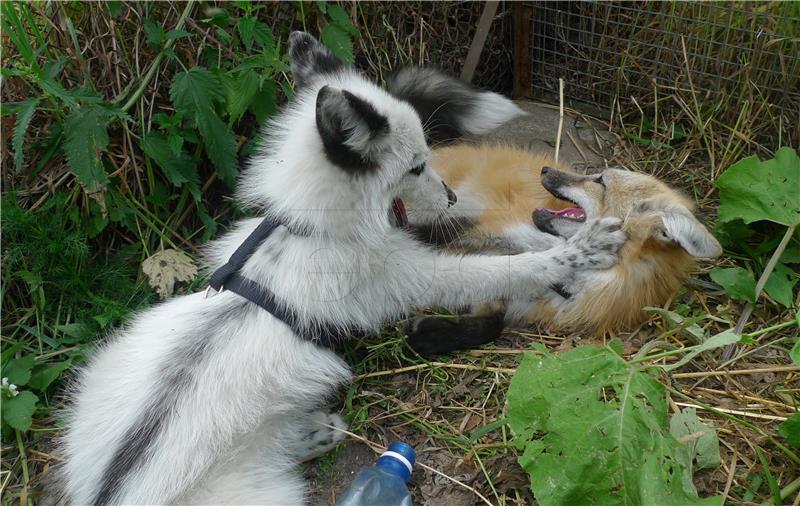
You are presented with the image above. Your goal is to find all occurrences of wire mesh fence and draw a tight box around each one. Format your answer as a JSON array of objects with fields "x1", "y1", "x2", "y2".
[{"x1": 513, "y1": 1, "x2": 799, "y2": 151}]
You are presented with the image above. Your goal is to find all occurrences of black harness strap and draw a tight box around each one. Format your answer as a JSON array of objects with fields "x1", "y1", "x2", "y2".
[{"x1": 208, "y1": 217, "x2": 343, "y2": 348}]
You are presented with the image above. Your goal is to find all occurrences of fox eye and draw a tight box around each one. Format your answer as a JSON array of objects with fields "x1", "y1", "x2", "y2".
[
  {"x1": 595, "y1": 174, "x2": 606, "y2": 188},
  {"x1": 409, "y1": 164, "x2": 425, "y2": 176}
]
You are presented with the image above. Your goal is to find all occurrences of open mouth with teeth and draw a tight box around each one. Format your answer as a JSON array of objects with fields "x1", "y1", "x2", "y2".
[{"x1": 533, "y1": 189, "x2": 586, "y2": 236}]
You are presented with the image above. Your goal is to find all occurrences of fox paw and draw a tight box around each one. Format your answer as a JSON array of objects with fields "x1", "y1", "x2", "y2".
[
  {"x1": 564, "y1": 217, "x2": 626, "y2": 270},
  {"x1": 297, "y1": 411, "x2": 347, "y2": 462}
]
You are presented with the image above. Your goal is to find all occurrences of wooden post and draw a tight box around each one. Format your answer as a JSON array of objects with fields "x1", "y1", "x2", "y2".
[
  {"x1": 513, "y1": 2, "x2": 534, "y2": 98},
  {"x1": 461, "y1": 1, "x2": 500, "y2": 83}
]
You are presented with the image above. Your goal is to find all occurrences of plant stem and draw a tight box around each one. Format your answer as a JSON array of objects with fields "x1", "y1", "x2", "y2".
[
  {"x1": 759, "y1": 476, "x2": 800, "y2": 506},
  {"x1": 15, "y1": 429, "x2": 32, "y2": 506},
  {"x1": 117, "y1": 0, "x2": 195, "y2": 112},
  {"x1": 723, "y1": 223, "x2": 798, "y2": 361}
]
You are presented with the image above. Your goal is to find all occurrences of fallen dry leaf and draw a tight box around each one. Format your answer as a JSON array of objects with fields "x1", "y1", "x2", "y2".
[{"x1": 142, "y1": 249, "x2": 197, "y2": 299}]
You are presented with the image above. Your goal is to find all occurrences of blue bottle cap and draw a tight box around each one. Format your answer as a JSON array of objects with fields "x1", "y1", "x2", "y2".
[{"x1": 376, "y1": 441, "x2": 416, "y2": 482}]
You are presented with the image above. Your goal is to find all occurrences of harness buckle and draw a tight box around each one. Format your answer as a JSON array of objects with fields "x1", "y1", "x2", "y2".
[{"x1": 204, "y1": 285, "x2": 224, "y2": 299}]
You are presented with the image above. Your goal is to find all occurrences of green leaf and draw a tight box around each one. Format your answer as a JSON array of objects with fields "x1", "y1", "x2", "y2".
[
  {"x1": 507, "y1": 346, "x2": 721, "y2": 505},
  {"x1": 716, "y1": 147, "x2": 800, "y2": 227},
  {"x1": 252, "y1": 22, "x2": 275, "y2": 54},
  {"x1": 107, "y1": 1, "x2": 126, "y2": 18},
  {"x1": 226, "y1": 70, "x2": 260, "y2": 123},
  {"x1": 63, "y1": 106, "x2": 111, "y2": 192},
  {"x1": 165, "y1": 29, "x2": 192, "y2": 41},
  {"x1": 763, "y1": 262, "x2": 798, "y2": 307},
  {"x1": 250, "y1": 80, "x2": 277, "y2": 124},
  {"x1": 170, "y1": 68, "x2": 238, "y2": 188},
  {"x1": 198, "y1": 113, "x2": 238, "y2": 188},
  {"x1": 28, "y1": 361, "x2": 72, "y2": 391},
  {"x1": 144, "y1": 18, "x2": 165, "y2": 47},
  {"x1": 710, "y1": 267, "x2": 756, "y2": 304},
  {"x1": 3, "y1": 355, "x2": 35, "y2": 386},
  {"x1": 662, "y1": 329, "x2": 742, "y2": 372},
  {"x1": 11, "y1": 97, "x2": 37, "y2": 173},
  {"x1": 669, "y1": 408, "x2": 721, "y2": 470},
  {"x1": 142, "y1": 133, "x2": 199, "y2": 188},
  {"x1": 327, "y1": 4, "x2": 358, "y2": 36},
  {"x1": 237, "y1": 16, "x2": 256, "y2": 52},
  {"x1": 320, "y1": 24, "x2": 354, "y2": 63},
  {"x1": 2, "y1": 391, "x2": 38, "y2": 431},
  {"x1": 778, "y1": 413, "x2": 800, "y2": 448},
  {"x1": 790, "y1": 340, "x2": 800, "y2": 367}
]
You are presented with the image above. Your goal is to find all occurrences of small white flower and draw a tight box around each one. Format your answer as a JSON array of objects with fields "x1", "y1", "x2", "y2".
[
  {"x1": 9, "y1": 384, "x2": 19, "y2": 396},
  {"x1": 1, "y1": 377, "x2": 8, "y2": 387}
]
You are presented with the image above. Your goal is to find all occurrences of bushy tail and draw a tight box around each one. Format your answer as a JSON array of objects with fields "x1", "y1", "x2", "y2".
[{"x1": 388, "y1": 67, "x2": 525, "y2": 144}]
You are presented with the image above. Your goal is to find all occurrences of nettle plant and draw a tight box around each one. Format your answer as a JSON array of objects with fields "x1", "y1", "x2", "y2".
[{"x1": 1, "y1": 1, "x2": 359, "y2": 436}]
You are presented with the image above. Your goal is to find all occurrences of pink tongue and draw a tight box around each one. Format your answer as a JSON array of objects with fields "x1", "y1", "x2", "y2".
[
  {"x1": 540, "y1": 207, "x2": 586, "y2": 220},
  {"x1": 392, "y1": 198, "x2": 410, "y2": 228}
]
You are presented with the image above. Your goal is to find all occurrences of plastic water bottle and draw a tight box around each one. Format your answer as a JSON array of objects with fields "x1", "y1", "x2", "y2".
[{"x1": 334, "y1": 442, "x2": 415, "y2": 506}]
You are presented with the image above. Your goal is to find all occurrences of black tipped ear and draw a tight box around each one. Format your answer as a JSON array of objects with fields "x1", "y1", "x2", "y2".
[
  {"x1": 315, "y1": 86, "x2": 389, "y2": 173},
  {"x1": 659, "y1": 210, "x2": 723, "y2": 258},
  {"x1": 288, "y1": 31, "x2": 346, "y2": 89}
]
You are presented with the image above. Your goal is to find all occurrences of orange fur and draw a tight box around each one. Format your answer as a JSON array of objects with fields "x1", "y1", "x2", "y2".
[{"x1": 430, "y1": 143, "x2": 701, "y2": 334}]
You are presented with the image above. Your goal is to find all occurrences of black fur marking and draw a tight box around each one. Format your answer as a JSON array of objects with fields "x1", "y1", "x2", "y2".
[
  {"x1": 93, "y1": 303, "x2": 251, "y2": 505},
  {"x1": 288, "y1": 31, "x2": 346, "y2": 89},
  {"x1": 342, "y1": 90, "x2": 389, "y2": 139},
  {"x1": 411, "y1": 216, "x2": 475, "y2": 247},
  {"x1": 550, "y1": 283, "x2": 573, "y2": 299},
  {"x1": 406, "y1": 313, "x2": 505, "y2": 356},
  {"x1": 387, "y1": 67, "x2": 483, "y2": 144},
  {"x1": 315, "y1": 86, "x2": 388, "y2": 174}
]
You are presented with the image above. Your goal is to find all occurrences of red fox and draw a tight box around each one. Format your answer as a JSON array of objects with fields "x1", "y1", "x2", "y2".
[{"x1": 388, "y1": 68, "x2": 722, "y2": 353}]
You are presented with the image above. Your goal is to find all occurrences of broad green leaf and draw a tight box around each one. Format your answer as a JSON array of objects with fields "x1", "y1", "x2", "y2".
[
  {"x1": 11, "y1": 98, "x2": 37, "y2": 173},
  {"x1": 663, "y1": 330, "x2": 741, "y2": 372},
  {"x1": 327, "y1": 4, "x2": 359, "y2": 36},
  {"x1": 507, "y1": 346, "x2": 721, "y2": 505},
  {"x1": 170, "y1": 68, "x2": 238, "y2": 188},
  {"x1": 716, "y1": 147, "x2": 800, "y2": 227},
  {"x1": 28, "y1": 361, "x2": 72, "y2": 391},
  {"x1": 669, "y1": 408, "x2": 721, "y2": 470},
  {"x1": 250, "y1": 80, "x2": 277, "y2": 124},
  {"x1": 165, "y1": 29, "x2": 192, "y2": 41},
  {"x1": 198, "y1": 113, "x2": 238, "y2": 188},
  {"x1": 143, "y1": 18, "x2": 165, "y2": 47},
  {"x1": 237, "y1": 16, "x2": 256, "y2": 52},
  {"x1": 2, "y1": 391, "x2": 39, "y2": 431},
  {"x1": 226, "y1": 70, "x2": 259, "y2": 123},
  {"x1": 320, "y1": 24, "x2": 354, "y2": 63},
  {"x1": 142, "y1": 133, "x2": 199, "y2": 187},
  {"x1": 790, "y1": 340, "x2": 800, "y2": 367},
  {"x1": 763, "y1": 262, "x2": 798, "y2": 307},
  {"x1": 252, "y1": 22, "x2": 275, "y2": 54},
  {"x1": 710, "y1": 267, "x2": 756, "y2": 304},
  {"x1": 63, "y1": 106, "x2": 111, "y2": 192},
  {"x1": 778, "y1": 413, "x2": 800, "y2": 448},
  {"x1": 3, "y1": 355, "x2": 35, "y2": 386}
]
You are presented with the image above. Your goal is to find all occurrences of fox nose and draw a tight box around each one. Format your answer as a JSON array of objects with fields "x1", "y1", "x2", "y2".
[
  {"x1": 541, "y1": 166, "x2": 553, "y2": 175},
  {"x1": 443, "y1": 181, "x2": 457, "y2": 207}
]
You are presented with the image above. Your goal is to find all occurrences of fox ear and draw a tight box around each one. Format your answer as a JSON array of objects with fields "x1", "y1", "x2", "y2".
[
  {"x1": 315, "y1": 86, "x2": 389, "y2": 173},
  {"x1": 388, "y1": 67, "x2": 524, "y2": 143},
  {"x1": 288, "y1": 31, "x2": 346, "y2": 89},
  {"x1": 658, "y1": 210, "x2": 722, "y2": 258}
]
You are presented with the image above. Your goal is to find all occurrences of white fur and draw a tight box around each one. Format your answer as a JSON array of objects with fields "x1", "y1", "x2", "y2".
[
  {"x1": 54, "y1": 37, "x2": 624, "y2": 505},
  {"x1": 462, "y1": 92, "x2": 526, "y2": 135}
]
